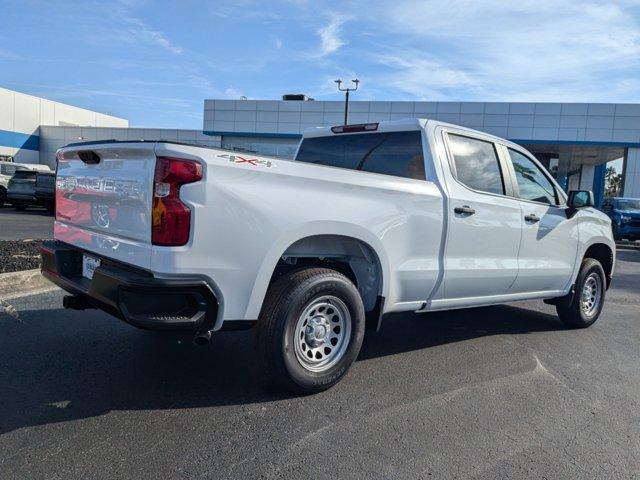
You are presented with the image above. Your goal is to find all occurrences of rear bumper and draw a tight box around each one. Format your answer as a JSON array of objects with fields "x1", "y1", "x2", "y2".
[{"x1": 41, "y1": 240, "x2": 218, "y2": 332}]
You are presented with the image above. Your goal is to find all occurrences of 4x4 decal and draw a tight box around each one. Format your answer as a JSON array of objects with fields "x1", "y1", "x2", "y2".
[{"x1": 218, "y1": 154, "x2": 275, "y2": 168}]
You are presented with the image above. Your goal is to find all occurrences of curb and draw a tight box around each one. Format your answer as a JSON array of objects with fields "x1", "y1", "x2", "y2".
[{"x1": 0, "y1": 269, "x2": 58, "y2": 300}]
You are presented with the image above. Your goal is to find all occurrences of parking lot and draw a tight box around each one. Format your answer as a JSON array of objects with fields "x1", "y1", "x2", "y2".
[
  {"x1": 0, "y1": 207, "x2": 53, "y2": 241},
  {"x1": 0, "y1": 249, "x2": 637, "y2": 479}
]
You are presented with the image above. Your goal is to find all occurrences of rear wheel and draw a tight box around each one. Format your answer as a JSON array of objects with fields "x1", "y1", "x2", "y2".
[
  {"x1": 14, "y1": 203, "x2": 26, "y2": 211},
  {"x1": 256, "y1": 268, "x2": 365, "y2": 394},
  {"x1": 556, "y1": 258, "x2": 606, "y2": 328},
  {"x1": 0, "y1": 188, "x2": 6, "y2": 207}
]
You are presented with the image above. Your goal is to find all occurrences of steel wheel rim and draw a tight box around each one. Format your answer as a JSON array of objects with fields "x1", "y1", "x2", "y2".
[
  {"x1": 293, "y1": 295, "x2": 352, "y2": 373},
  {"x1": 581, "y1": 272, "x2": 601, "y2": 317}
]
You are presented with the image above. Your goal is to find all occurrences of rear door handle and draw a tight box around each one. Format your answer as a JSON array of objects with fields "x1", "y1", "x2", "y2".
[
  {"x1": 454, "y1": 205, "x2": 476, "y2": 215},
  {"x1": 524, "y1": 213, "x2": 540, "y2": 223}
]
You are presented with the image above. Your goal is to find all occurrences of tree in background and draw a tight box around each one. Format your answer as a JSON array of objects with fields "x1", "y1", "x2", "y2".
[{"x1": 605, "y1": 166, "x2": 623, "y2": 197}]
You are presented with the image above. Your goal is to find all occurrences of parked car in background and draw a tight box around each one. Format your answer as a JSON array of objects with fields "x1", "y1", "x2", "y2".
[
  {"x1": 6, "y1": 164, "x2": 52, "y2": 210},
  {"x1": 35, "y1": 171, "x2": 56, "y2": 212},
  {"x1": 0, "y1": 162, "x2": 49, "y2": 206},
  {"x1": 0, "y1": 163, "x2": 14, "y2": 206},
  {"x1": 602, "y1": 197, "x2": 640, "y2": 241}
]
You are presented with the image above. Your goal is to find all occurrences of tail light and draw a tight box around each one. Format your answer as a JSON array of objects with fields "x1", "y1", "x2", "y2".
[{"x1": 152, "y1": 157, "x2": 203, "y2": 246}]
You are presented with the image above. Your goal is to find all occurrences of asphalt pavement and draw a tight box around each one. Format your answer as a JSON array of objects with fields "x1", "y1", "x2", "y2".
[
  {"x1": 1, "y1": 251, "x2": 639, "y2": 479},
  {"x1": 0, "y1": 207, "x2": 53, "y2": 240}
]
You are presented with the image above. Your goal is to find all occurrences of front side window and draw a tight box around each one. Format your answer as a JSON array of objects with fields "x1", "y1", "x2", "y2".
[
  {"x1": 448, "y1": 134, "x2": 504, "y2": 195},
  {"x1": 508, "y1": 149, "x2": 558, "y2": 205},
  {"x1": 295, "y1": 131, "x2": 425, "y2": 180}
]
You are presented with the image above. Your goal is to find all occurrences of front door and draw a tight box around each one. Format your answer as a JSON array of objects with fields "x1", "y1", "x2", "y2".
[
  {"x1": 502, "y1": 147, "x2": 579, "y2": 293},
  {"x1": 441, "y1": 132, "x2": 522, "y2": 300}
]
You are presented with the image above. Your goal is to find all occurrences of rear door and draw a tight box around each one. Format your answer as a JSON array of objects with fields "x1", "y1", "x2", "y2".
[
  {"x1": 55, "y1": 143, "x2": 157, "y2": 269},
  {"x1": 440, "y1": 129, "x2": 522, "y2": 300},
  {"x1": 500, "y1": 145, "x2": 579, "y2": 293}
]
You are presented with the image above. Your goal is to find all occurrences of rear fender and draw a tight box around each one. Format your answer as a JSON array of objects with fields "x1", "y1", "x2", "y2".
[{"x1": 244, "y1": 221, "x2": 390, "y2": 320}]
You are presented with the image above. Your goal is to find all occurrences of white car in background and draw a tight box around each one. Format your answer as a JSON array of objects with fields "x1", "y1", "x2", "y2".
[{"x1": 42, "y1": 119, "x2": 615, "y2": 393}]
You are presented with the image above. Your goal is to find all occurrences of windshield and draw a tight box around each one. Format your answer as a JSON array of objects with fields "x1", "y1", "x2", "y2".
[{"x1": 615, "y1": 199, "x2": 640, "y2": 211}]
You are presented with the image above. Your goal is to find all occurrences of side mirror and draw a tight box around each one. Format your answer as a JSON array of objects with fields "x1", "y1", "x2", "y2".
[{"x1": 567, "y1": 190, "x2": 594, "y2": 209}]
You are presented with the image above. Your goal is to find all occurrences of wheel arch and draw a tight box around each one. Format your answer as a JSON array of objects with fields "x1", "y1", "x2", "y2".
[
  {"x1": 583, "y1": 242, "x2": 614, "y2": 288},
  {"x1": 278, "y1": 234, "x2": 384, "y2": 311},
  {"x1": 245, "y1": 223, "x2": 390, "y2": 321}
]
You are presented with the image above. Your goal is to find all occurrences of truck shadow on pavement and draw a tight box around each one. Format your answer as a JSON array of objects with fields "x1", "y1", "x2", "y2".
[{"x1": 0, "y1": 303, "x2": 563, "y2": 434}]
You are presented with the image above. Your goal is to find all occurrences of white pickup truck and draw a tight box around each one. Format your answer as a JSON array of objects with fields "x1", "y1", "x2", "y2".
[{"x1": 41, "y1": 119, "x2": 615, "y2": 393}]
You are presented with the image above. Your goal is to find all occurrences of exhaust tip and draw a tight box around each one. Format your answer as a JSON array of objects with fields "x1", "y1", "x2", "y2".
[{"x1": 193, "y1": 331, "x2": 211, "y2": 346}]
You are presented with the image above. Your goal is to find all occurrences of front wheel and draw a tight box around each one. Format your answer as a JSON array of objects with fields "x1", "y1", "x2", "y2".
[
  {"x1": 556, "y1": 258, "x2": 606, "y2": 328},
  {"x1": 256, "y1": 268, "x2": 365, "y2": 394}
]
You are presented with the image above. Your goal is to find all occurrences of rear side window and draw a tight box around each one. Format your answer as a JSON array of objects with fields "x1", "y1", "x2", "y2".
[
  {"x1": 295, "y1": 131, "x2": 425, "y2": 180},
  {"x1": 508, "y1": 149, "x2": 558, "y2": 205},
  {"x1": 448, "y1": 134, "x2": 504, "y2": 195}
]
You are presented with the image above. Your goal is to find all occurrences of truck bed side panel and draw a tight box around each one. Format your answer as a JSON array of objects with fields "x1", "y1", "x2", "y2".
[{"x1": 151, "y1": 142, "x2": 444, "y2": 323}]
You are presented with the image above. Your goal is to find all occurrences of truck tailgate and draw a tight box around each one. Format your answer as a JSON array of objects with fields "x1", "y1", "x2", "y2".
[{"x1": 54, "y1": 142, "x2": 157, "y2": 269}]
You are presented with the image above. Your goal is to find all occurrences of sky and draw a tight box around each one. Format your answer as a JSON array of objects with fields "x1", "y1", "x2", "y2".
[{"x1": 1, "y1": 0, "x2": 640, "y2": 129}]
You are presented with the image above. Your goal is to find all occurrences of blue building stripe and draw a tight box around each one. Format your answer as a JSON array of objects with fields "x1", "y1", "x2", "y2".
[{"x1": 0, "y1": 129, "x2": 40, "y2": 151}]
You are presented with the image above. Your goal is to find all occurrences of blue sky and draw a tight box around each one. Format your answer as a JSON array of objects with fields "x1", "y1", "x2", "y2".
[{"x1": 1, "y1": 0, "x2": 640, "y2": 128}]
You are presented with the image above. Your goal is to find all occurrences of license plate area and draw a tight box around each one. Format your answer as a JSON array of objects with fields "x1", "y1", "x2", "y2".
[{"x1": 82, "y1": 254, "x2": 101, "y2": 280}]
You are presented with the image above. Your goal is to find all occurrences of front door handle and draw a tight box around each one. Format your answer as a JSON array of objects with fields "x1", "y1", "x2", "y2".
[
  {"x1": 454, "y1": 205, "x2": 476, "y2": 215},
  {"x1": 524, "y1": 213, "x2": 540, "y2": 223}
]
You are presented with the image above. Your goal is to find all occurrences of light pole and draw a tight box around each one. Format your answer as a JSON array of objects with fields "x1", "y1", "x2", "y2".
[{"x1": 334, "y1": 78, "x2": 359, "y2": 125}]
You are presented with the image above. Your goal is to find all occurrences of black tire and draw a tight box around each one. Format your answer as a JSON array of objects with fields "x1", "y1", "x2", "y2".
[
  {"x1": 256, "y1": 268, "x2": 365, "y2": 394},
  {"x1": 14, "y1": 204, "x2": 26, "y2": 211},
  {"x1": 0, "y1": 188, "x2": 6, "y2": 207},
  {"x1": 556, "y1": 258, "x2": 606, "y2": 328}
]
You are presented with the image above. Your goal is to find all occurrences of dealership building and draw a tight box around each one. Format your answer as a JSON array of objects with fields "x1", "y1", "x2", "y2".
[{"x1": 2, "y1": 86, "x2": 640, "y2": 204}]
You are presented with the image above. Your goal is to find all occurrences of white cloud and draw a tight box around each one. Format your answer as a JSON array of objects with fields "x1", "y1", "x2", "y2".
[
  {"x1": 373, "y1": 53, "x2": 476, "y2": 100},
  {"x1": 317, "y1": 14, "x2": 348, "y2": 56},
  {"x1": 224, "y1": 86, "x2": 245, "y2": 99},
  {"x1": 124, "y1": 17, "x2": 183, "y2": 55},
  {"x1": 368, "y1": 0, "x2": 640, "y2": 101}
]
